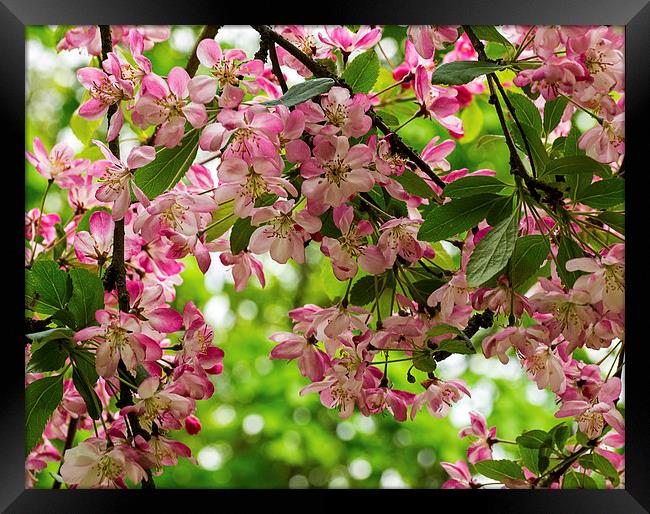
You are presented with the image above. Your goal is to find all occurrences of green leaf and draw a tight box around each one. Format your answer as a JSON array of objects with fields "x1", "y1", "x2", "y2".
[
  {"x1": 596, "y1": 212, "x2": 625, "y2": 235},
  {"x1": 510, "y1": 122, "x2": 548, "y2": 172},
  {"x1": 413, "y1": 354, "x2": 437, "y2": 372},
  {"x1": 485, "y1": 195, "x2": 515, "y2": 226},
  {"x1": 563, "y1": 470, "x2": 598, "y2": 489},
  {"x1": 475, "y1": 459, "x2": 525, "y2": 482},
  {"x1": 70, "y1": 351, "x2": 102, "y2": 420},
  {"x1": 26, "y1": 261, "x2": 70, "y2": 314},
  {"x1": 262, "y1": 78, "x2": 336, "y2": 107},
  {"x1": 375, "y1": 110, "x2": 400, "y2": 128},
  {"x1": 70, "y1": 108, "x2": 102, "y2": 145},
  {"x1": 519, "y1": 446, "x2": 550, "y2": 475},
  {"x1": 349, "y1": 276, "x2": 377, "y2": 306},
  {"x1": 26, "y1": 327, "x2": 74, "y2": 346},
  {"x1": 539, "y1": 156, "x2": 610, "y2": 181},
  {"x1": 506, "y1": 92, "x2": 542, "y2": 135},
  {"x1": 430, "y1": 61, "x2": 507, "y2": 86},
  {"x1": 592, "y1": 452, "x2": 620, "y2": 487},
  {"x1": 509, "y1": 235, "x2": 550, "y2": 287},
  {"x1": 557, "y1": 237, "x2": 586, "y2": 289},
  {"x1": 476, "y1": 134, "x2": 506, "y2": 149},
  {"x1": 134, "y1": 129, "x2": 200, "y2": 199},
  {"x1": 516, "y1": 429, "x2": 552, "y2": 449},
  {"x1": 548, "y1": 422, "x2": 571, "y2": 452},
  {"x1": 342, "y1": 50, "x2": 380, "y2": 93},
  {"x1": 230, "y1": 217, "x2": 257, "y2": 255},
  {"x1": 418, "y1": 194, "x2": 499, "y2": 242},
  {"x1": 28, "y1": 339, "x2": 70, "y2": 372},
  {"x1": 444, "y1": 175, "x2": 509, "y2": 198},
  {"x1": 435, "y1": 339, "x2": 475, "y2": 355},
  {"x1": 204, "y1": 201, "x2": 236, "y2": 241},
  {"x1": 68, "y1": 269, "x2": 104, "y2": 330},
  {"x1": 469, "y1": 26, "x2": 514, "y2": 51},
  {"x1": 392, "y1": 170, "x2": 435, "y2": 198},
  {"x1": 426, "y1": 323, "x2": 463, "y2": 338},
  {"x1": 466, "y1": 213, "x2": 518, "y2": 287},
  {"x1": 564, "y1": 127, "x2": 583, "y2": 157},
  {"x1": 576, "y1": 179, "x2": 624, "y2": 209},
  {"x1": 543, "y1": 96, "x2": 569, "y2": 135},
  {"x1": 25, "y1": 374, "x2": 64, "y2": 456}
]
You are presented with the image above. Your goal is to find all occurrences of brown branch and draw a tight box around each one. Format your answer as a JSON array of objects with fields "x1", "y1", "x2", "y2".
[
  {"x1": 185, "y1": 25, "x2": 222, "y2": 77},
  {"x1": 52, "y1": 417, "x2": 78, "y2": 489},
  {"x1": 251, "y1": 25, "x2": 445, "y2": 200},
  {"x1": 462, "y1": 26, "x2": 563, "y2": 208},
  {"x1": 99, "y1": 24, "x2": 155, "y2": 490},
  {"x1": 268, "y1": 41, "x2": 288, "y2": 93}
]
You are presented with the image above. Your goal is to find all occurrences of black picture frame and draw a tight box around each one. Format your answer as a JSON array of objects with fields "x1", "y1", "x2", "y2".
[{"x1": 4, "y1": 1, "x2": 648, "y2": 511}]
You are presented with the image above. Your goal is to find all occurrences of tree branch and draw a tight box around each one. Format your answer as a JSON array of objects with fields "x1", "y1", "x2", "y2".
[
  {"x1": 462, "y1": 26, "x2": 564, "y2": 208},
  {"x1": 250, "y1": 25, "x2": 445, "y2": 200},
  {"x1": 99, "y1": 24, "x2": 155, "y2": 490},
  {"x1": 185, "y1": 25, "x2": 222, "y2": 77}
]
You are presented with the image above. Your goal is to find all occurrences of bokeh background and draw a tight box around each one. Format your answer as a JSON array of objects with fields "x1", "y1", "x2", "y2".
[{"x1": 26, "y1": 25, "x2": 609, "y2": 488}]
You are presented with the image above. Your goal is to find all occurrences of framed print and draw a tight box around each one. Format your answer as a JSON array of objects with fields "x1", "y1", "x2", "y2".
[{"x1": 4, "y1": 0, "x2": 649, "y2": 511}]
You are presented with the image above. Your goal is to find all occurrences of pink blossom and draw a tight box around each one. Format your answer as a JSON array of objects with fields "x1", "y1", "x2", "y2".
[
  {"x1": 134, "y1": 68, "x2": 209, "y2": 148},
  {"x1": 90, "y1": 140, "x2": 155, "y2": 220},
  {"x1": 26, "y1": 137, "x2": 89, "y2": 187},
  {"x1": 472, "y1": 275, "x2": 533, "y2": 318},
  {"x1": 459, "y1": 411, "x2": 496, "y2": 464},
  {"x1": 249, "y1": 199, "x2": 321, "y2": 264},
  {"x1": 440, "y1": 460, "x2": 477, "y2": 489},
  {"x1": 407, "y1": 25, "x2": 460, "y2": 59},
  {"x1": 215, "y1": 157, "x2": 296, "y2": 218},
  {"x1": 363, "y1": 387, "x2": 415, "y2": 422},
  {"x1": 74, "y1": 310, "x2": 162, "y2": 378},
  {"x1": 376, "y1": 217, "x2": 433, "y2": 267},
  {"x1": 524, "y1": 344, "x2": 567, "y2": 394},
  {"x1": 410, "y1": 378, "x2": 470, "y2": 420},
  {"x1": 219, "y1": 250, "x2": 266, "y2": 292},
  {"x1": 414, "y1": 65, "x2": 463, "y2": 136},
  {"x1": 60, "y1": 438, "x2": 149, "y2": 488},
  {"x1": 318, "y1": 26, "x2": 382, "y2": 55},
  {"x1": 300, "y1": 136, "x2": 375, "y2": 214},
  {"x1": 513, "y1": 56, "x2": 587, "y2": 100},
  {"x1": 269, "y1": 331, "x2": 331, "y2": 381},
  {"x1": 302, "y1": 86, "x2": 372, "y2": 138},
  {"x1": 74, "y1": 210, "x2": 114, "y2": 265},
  {"x1": 184, "y1": 415, "x2": 202, "y2": 435}
]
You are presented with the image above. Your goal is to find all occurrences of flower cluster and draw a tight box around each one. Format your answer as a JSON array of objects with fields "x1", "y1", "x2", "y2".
[{"x1": 26, "y1": 24, "x2": 624, "y2": 489}]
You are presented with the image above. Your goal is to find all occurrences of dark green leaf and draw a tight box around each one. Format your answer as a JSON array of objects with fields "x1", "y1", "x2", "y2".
[
  {"x1": 475, "y1": 459, "x2": 525, "y2": 482},
  {"x1": 418, "y1": 194, "x2": 499, "y2": 242},
  {"x1": 134, "y1": 129, "x2": 201, "y2": 199},
  {"x1": 596, "y1": 212, "x2": 624, "y2": 235},
  {"x1": 204, "y1": 201, "x2": 236, "y2": 241},
  {"x1": 466, "y1": 213, "x2": 518, "y2": 287},
  {"x1": 76, "y1": 206, "x2": 111, "y2": 233},
  {"x1": 435, "y1": 339, "x2": 475, "y2": 355},
  {"x1": 548, "y1": 422, "x2": 571, "y2": 452},
  {"x1": 576, "y1": 179, "x2": 624, "y2": 209},
  {"x1": 25, "y1": 374, "x2": 64, "y2": 456},
  {"x1": 509, "y1": 235, "x2": 550, "y2": 287},
  {"x1": 342, "y1": 50, "x2": 380, "y2": 93},
  {"x1": 230, "y1": 217, "x2": 257, "y2": 255},
  {"x1": 506, "y1": 92, "x2": 542, "y2": 135},
  {"x1": 485, "y1": 195, "x2": 515, "y2": 226},
  {"x1": 28, "y1": 339, "x2": 70, "y2": 372},
  {"x1": 262, "y1": 78, "x2": 336, "y2": 107},
  {"x1": 557, "y1": 237, "x2": 586, "y2": 289},
  {"x1": 413, "y1": 354, "x2": 437, "y2": 372},
  {"x1": 564, "y1": 127, "x2": 583, "y2": 156},
  {"x1": 71, "y1": 351, "x2": 102, "y2": 420},
  {"x1": 543, "y1": 96, "x2": 569, "y2": 135},
  {"x1": 375, "y1": 110, "x2": 400, "y2": 128},
  {"x1": 444, "y1": 175, "x2": 510, "y2": 198},
  {"x1": 430, "y1": 61, "x2": 507, "y2": 86},
  {"x1": 25, "y1": 261, "x2": 70, "y2": 314},
  {"x1": 68, "y1": 269, "x2": 104, "y2": 330},
  {"x1": 476, "y1": 134, "x2": 506, "y2": 149},
  {"x1": 469, "y1": 26, "x2": 514, "y2": 50},
  {"x1": 510, "y1": 122, "x2": 548, "y2": 173},
  {"x1": 539, "y1": 156, "x2": 610, "y2": 180},
  {"x1": 563, "y1": 470, "x2": 598, "y2": 489},
  {"x1": 392, "y1": 170, "x2": 435, "y2": 198},
  {"x1": 349, "y1": 276, "x2": 377, "y2": 306},
  {"x1": 592, "y1": 452, "x2": 620, "y2": 487},
  {"x1": 516, "y1": 429, "x2": 551, "y2": 449},
  {"x1": 519, "y1": 446, "x2": 550, "y2": 475}
]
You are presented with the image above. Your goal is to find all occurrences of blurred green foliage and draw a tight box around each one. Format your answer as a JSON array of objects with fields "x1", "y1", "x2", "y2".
[{"x1": 27, "y1": 25, "x2": 565, "y2": 489}]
